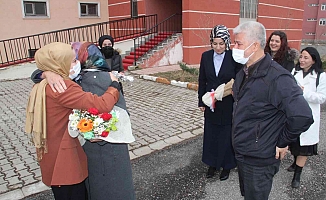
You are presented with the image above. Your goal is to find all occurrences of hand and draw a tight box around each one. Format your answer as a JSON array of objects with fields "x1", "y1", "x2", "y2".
[
  {"x1": 43, "y1": 71, "x2": 66, "y2": 93},
  {"x1": 275, "y1": 146, "x2": 288, "y2": 160},
  {"x1": 109, "y1": 72, "x2": 118, "y2": 82},
  {"x1": 199, "y1": 107, "x2": 205, "y2": 112},
  {"x1": 90, "y1": 139, "x2": 102, "y2": 142}
]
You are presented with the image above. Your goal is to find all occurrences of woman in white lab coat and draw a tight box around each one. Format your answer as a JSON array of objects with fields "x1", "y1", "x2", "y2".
[{"x1": 289, "y1": 47, "x2": 326, "y2": 188}]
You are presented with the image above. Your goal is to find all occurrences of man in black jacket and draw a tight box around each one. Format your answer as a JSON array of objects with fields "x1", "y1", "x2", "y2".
[{"x1": 231, "y1": 21, "x2": 313, "y2": 200}]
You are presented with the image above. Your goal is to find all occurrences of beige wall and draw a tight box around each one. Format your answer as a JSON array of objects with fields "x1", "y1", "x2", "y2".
[{"x1": 0, "y1": 0, "x2": 108, "y2": 40}]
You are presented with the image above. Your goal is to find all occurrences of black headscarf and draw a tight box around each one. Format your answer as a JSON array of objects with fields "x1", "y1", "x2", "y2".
[{"x1": 98, "y1": 35, "x2": 114, "y2": 48}]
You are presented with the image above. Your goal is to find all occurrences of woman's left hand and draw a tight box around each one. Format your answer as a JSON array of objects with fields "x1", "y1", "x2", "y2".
[{"x1": 90, "y1": 139, "x2": 102, "y2": 142}]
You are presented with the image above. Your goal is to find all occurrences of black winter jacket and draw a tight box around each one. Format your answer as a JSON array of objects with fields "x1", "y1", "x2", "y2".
[
  {"x1": 105, "y1": 50, "x2": 123, "y2": 72},
  {"x1": 280, "y1": 48, "x2": 298, "y2": 72},
  {"x1": 232, "y1": 54, "x2": 313, "y2": 166}
]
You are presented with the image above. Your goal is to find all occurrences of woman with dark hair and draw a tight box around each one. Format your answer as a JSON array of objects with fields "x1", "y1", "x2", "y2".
[
  {"x1": 264, "y1": 31, "x2": 298, "y2": 72},
  {"x1": 288, "y1": 47, "x2": 326, "y2": 188},
  {"x1": 198, "y1": 25, "x2": 241, "y2": 180},
  {"x1": 98, "y1": 35, "x2": 124, "y2": 73}
]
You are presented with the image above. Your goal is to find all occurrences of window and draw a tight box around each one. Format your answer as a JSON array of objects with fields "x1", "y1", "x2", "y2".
[
  {"x1": 309, "y1": 4, "x2": 319, "y2": 7},
  {"x1": 131, "y1": 0, "x2": 138, "y2": 18},
  {"x1": 305, "y1": 33, "x2": 316, "y2": 35},
  {"x1": 23, "y1": 1, "x2": 47, "y2": 16},
  {"x1": 320, "y1": 18, "x2": 326, "y2": 25},
  {"x1": 322, "y1": 33, "x2": 326, "y2": 36},
  {"x1": 79, "y1": 2, "x2": 99, "y2": 17},
  {"x1": 240, "y1": 0, "x2": 258, "y2": 19},
  {"x1": 322, "y1": 3, "x2": 326, "y2": 10},
  {"x1": 307, "y1": 18, "x2": 317, "y2": 21}
]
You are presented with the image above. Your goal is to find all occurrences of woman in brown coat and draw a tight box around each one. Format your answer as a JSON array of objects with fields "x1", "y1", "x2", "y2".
[{"x1": 25, "y1": 42, "x2": 120, "y2": 200}]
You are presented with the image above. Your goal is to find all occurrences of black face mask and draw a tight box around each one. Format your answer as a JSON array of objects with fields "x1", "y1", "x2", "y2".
[{"x1": 102, "y1": 46, "x2": 114, "y2": 58}]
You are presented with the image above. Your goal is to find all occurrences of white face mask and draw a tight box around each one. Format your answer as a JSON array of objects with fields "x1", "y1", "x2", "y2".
[
  {"x1": 69, "y1": 60, "x2": 81, "y2": 79},
  {"x1": 232, "y1": 42, "x2": 255, "y2": 64}
]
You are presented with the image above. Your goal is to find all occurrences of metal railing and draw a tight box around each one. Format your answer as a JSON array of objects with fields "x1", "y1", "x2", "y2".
[
  {"x1": 133, "y1": 13, "x2": 182, "y2": 65},
  {"x1": 0, "y1": 14, "x2": 157, "y2": 66}
]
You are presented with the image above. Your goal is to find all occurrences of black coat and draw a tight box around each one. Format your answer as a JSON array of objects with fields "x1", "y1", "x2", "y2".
[
  {"x1": 232, "y1": 53, "x2": 313, "y2": 166},
  {"x1": 280, "y1": 49, "x2": 297, "y2": 72},
  {"x1": 198, "y1": 49, "x2": 241, "y2": 125},
  {"x1": 106, "y1": 50, "x2": 124, "y2": 72}
]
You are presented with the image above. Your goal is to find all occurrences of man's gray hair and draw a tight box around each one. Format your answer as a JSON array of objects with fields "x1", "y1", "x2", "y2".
[{"x1": 233, "y1": 21, "x2": 266, "y2": 49}]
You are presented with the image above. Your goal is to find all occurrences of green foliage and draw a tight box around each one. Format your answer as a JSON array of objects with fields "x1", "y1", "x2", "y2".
[
  {"x1": 322, "y1": 61, "x2": 326, "y2": 70},
  {"x1": 179, "y1": 62, "x2": 199, "y2": 76}
]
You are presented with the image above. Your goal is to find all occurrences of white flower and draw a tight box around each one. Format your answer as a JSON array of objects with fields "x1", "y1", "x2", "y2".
[
  {"x1": 70, "y1": 120, "x2": 79, "y2": 131},
  {"x1": 94, "y1": 126, "x2": 105, "y2": 134},
  {"x1": 69, "y1": 113, "x2": 80, "y2": 121},
  {"x1": 93, "y1": 118, "x2": 104, "y2": 127}
]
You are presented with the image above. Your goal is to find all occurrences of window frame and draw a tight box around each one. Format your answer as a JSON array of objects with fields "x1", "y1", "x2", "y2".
[
  {"x1": 322, "y1": 4, "x2": 326, "y2": 10},
  {"x1": 240, "y1": 0, "x2": 258, "y2": 19},
  {"x1": 319, "y1": 18, "x2": 326, "y2": 26},
  {"x1": 78, "y1": 2, "x2": 100, "y2": 18},
  {"x1": 21, "y1": 0, "x2": 49, "y2": 18}
]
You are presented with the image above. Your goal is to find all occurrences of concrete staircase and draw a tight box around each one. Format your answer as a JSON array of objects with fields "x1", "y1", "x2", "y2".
[{"x1": 122, "y1": 32, "x2": 181, "y2": 70}]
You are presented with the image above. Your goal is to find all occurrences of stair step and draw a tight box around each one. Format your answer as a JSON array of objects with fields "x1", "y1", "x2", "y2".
[
  {"x1": 130, "y1": 51, "x2": 145, "y2": 56},
  {"x1": 123, "y1": 63, "x2": 131, "y2": 70},
  {"x1": 140, "y1": 44, "x2": 156, "y2": 48},
  {"x1": 123, "y1": 59, "x2": 134, "y2": 64},
  {"x1": 125, "y1": 55, "x2": 140, "y2": 60}
]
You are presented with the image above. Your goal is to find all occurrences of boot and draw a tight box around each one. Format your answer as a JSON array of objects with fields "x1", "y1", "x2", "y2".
[
  {"x1": 287, "y1": 156, "x2": 297, "y2": 172},
  {"x1": 291, "y1": 165, "x2": 303, "y2": 188},
  {"x1": 206, "y1": 166, "x2": 216, "y2": 178}
]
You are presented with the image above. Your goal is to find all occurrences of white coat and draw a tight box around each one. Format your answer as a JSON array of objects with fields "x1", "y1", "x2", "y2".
[{"x1": 292, "y1": 69, "x2": 326, "y2": 145}]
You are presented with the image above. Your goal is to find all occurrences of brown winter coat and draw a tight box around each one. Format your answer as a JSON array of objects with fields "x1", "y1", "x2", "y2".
[{"x1": 40, "y1": 80, "x2": 119, "y2": 186}]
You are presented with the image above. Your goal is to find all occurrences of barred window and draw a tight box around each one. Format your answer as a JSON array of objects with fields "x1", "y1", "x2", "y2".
[
  {"x1": 240, "y1": 0, "x2": 258, "y2": 19},
  {"x1": 320, "y1": 18, "x2": 326, "y2": 26},
  {"x1": 23, "y1": 1, "x2": 47, "y2": 16},
  {"x1": 79, "y1": 3, "x2": 99, "y2": 17},
  {"x1": 322, "y1": 4, "x2": 326, "y2": 10}
]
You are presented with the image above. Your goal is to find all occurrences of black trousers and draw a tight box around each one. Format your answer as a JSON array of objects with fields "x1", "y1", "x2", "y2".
[
  {"x1": 237, "y1": 161, "x2": 280, "y2": 200},
  {"x1": 51, "y1": 181, "x2": 87, "y2": 200}
]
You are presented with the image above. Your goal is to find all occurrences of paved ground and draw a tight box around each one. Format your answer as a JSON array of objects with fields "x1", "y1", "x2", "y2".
[
  {"x1": 0, "y1": 62, "x2": 325, "y2": 200},
  {"x1": 23, "y1": 115, "x2": 326, "y2": 200},
  {"x1": 0, "y1": 63, "x2": 204, "y2": 199}
]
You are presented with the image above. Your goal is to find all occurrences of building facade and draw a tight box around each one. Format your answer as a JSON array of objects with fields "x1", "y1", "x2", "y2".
[
  {"x1": 302, "y1": 0, "x2": 326, "y2": 43},
  {"x1": 0, "y1": 0, "x2": 304, "y2": 65},
  {"x1": 0, "y1": 0, "x2": 108, "y2": 40},
  {"x1": 109, "y1": 0, "x2": 304, "y2": 64}
]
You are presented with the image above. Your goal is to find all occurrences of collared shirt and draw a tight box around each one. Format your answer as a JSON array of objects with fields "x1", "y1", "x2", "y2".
[
  {"x1": 240, "y1": 54, "x2": 266, "y2": 90},
  {"x1": 213, "y1": 51, "x2": 225, "y2": 76}
]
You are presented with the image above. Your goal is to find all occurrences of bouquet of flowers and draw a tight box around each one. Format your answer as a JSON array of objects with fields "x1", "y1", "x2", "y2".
[
  {"x1": 68, "y1": 108, "x2": 119, "y2": 140},
  {"x1": 112, "y1": 71, "x2": 134, "y2": 82}
]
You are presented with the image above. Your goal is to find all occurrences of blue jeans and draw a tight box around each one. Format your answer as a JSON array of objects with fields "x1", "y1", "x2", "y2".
[{"x1": 237, "y1": 161, "x2": 280, "y2": 200}]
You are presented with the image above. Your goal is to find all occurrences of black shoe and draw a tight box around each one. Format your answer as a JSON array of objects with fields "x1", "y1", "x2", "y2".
[
  {"x1": 206, "y1": 166, "x2": 216, "y2": 178},
  {"x1": 287, "y1": 164, "x2": 296, "y2": 172},
  {"x1": 219, "y1": 169, "x2": 230, "y2": 181},
  {"x1": 291, "y1": 172, "x2": 301, "y2": 188}
]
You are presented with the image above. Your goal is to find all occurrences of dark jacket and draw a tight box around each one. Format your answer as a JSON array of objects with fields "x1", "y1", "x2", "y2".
[
  {"x1": 106, "y1": 50, "x2": 123, "y2": 72},
  {"x1": 198, "y1": 49, "x2": 242, "y2": 125},
  {"x1": 280, "y1": 48, "x2": 298, "y2": 72},
  {"x1": 232, "y1": 53, "x2": 313, "y2": 166}
]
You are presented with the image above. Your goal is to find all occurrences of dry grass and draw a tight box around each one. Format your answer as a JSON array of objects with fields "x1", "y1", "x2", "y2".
[{"x1": 150, "y1": 70, "x2": 198, "y2": 83}]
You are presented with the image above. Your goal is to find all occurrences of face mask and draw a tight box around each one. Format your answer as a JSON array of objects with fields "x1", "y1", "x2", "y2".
[
  {"x1": 69, "y1": 60, "x2": 81, "y2": 80},
  {"x1": 232, "y1": 43, "x2": 255, "y2": 64},
  {"x1": 102, "y1": 46, "x2": 114, "y2": 58}
]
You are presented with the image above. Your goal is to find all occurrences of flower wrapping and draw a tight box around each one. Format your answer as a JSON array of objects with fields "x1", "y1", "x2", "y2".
[{"x1": 68, "y1": 106, "x2": 135, "y2": 144}]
